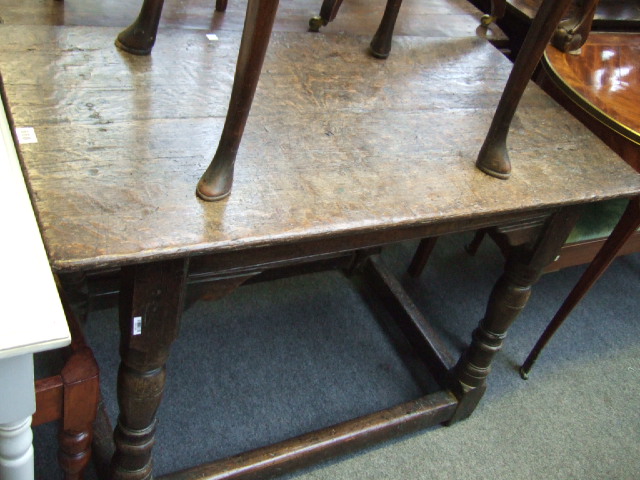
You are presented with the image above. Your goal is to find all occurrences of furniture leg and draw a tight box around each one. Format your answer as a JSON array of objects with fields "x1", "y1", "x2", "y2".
[
  {"x1": 481, "y1": 0, "x2": 507, "y2": 27},
  {"x1": 370, "y1": 0, "x2": 403, "y2": 59},
  {"x1": 308, "y1": 0, "x2": 344, "y2": 32},
  {"x1": 110, "y1": 259, "x2": 189, "y2": 480},
  {"x1": 407, "y1": 237, "x2": 438, "y2": 278},
  {"x1": 0, "y1": 355, "x2": 35, "y2": 480},
  {"x1": 552, "y1": 0, "x2": 599, "y2": 53},
  {"x1": 520, "y1": 196, "x2": 640, "y2": 378},
  {"x1": 449, "y1": 206, "x2": 582, "y2": 423},
  {"x1": 476, "y1": 0, "x2": 573, "y2": 179},
  {"x1": 216, "y1": 0, "x2": 229, "y2": 12},
  {"x1": 115, "y1": 0, "x2": 165, "y2": 55},
  {"x1": 57, "y1": 347, "x2": 100, "y2": 480},
  {"x1": 197, "y1": 0, "x2": 280, "y2": 201}
]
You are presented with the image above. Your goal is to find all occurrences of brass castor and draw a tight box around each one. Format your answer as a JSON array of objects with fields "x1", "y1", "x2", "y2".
[
  {"x1": 308, "y1": 15, "x2": 327, "y2": 32},
  {"x1": 480, "y1": 14, "x2": 495, "y2": 27}
]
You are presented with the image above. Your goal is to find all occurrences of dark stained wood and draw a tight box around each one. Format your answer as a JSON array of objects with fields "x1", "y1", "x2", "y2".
[
  {"x1": 112, "y1": 258, "x2": 189, "y2": 479},
  {"x1": 545, "y1": 231, "x2": 640, "y2": 271},
  {"x1": 3, "y1": 1, "x2": 640, "y2": 478},
  {"x1": 1, "y1": 28, "x2": 638, "y2": 272},
  {"x1": 475, "y1": 0, "x2": 574, "y2": 178},
  {"x1": 449, "y1": 205, "x2": 582, "y2": 422},
  {"x1": 159, "y1": 391, "x2": 458, "y2": 480},
  {"x1": 361, "y1": 255, "x2": 456, "y2": 381},
  {"x1": 197, "y1": 0, "x2": 280, "y2": 200},
  {"x1": 520, "y1": 196, "x2": 640, "y2": 378},
  {"x1": 369, "y1": 0, "x2": 404, "y2": 58},
  {"x1": 407, "y1": 237, "x2": 439, "y2": 277}
]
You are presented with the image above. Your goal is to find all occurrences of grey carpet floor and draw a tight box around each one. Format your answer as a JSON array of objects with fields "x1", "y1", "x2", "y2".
[{"x1": 34, "y1": 232, "x2": 640, "y2": 479}]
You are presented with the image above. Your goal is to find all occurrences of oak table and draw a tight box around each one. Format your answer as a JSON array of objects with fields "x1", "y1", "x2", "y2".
[
  {"x1": 0, "y1": 88, "x2": 71, "y2": 479},
  {"x1": 1, "y1": 22, "x2": 640, "y2": 480}
]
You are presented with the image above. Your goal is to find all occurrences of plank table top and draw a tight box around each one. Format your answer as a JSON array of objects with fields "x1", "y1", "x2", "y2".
[{"x1": 1, "y1": 25, "x2": 639, "y2": 273}]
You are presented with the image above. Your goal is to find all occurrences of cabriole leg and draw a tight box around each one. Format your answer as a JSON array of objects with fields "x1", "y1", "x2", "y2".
[
  {"x1": 370, "y1": 0, "x2": 403, "y2": 59},
  {"x1": 115, "y1": 0, "x2": 166, "y2": 55},
  {"x1": 197, "y1": 0, "x2": 280, "y2": 201},
  {"x1": 475, "y1": 0, "x2": 573, "y2": 178}
]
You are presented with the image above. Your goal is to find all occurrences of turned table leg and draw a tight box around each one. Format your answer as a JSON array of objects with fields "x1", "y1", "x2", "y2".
[
  {"x1": 520, "y1": 196, "x2": 640, "y2": 378},
  {"x1": 449, "y1": 206, "x2": 582, "y2": 422},
  {"x1": 197, "y1": 0, "x2": 280, "y2": 201},
  {"x1": 476, "y1": 0, "x2": 573, "y2": 178},
  {"x1": 110, "y1": 259, "x2": 188, "y2": 480}
]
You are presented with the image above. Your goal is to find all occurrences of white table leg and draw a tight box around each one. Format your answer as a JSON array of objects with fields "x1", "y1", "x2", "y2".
[{"x1": 0, "y1": 354, "x2": 36, "y2": 480}]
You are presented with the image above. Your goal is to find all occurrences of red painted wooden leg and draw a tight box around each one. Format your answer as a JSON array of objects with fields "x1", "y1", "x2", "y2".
[
  {"x1": 197, "y1": 0, "x2": 280, "y2": 201},
  {"x1": 58, "y1": 347, "x2": 99, "y2": 480},
  {"x1": 520, "y1": 196, "x2": 640, "y2": 378},
  {"x1": 110, "y1": 259, "x2": 188, "y2": 480},
  {"x1": 476, "y1": 0, "x2": 573, "y2": 178},
  {"x1": 116, "y1": 0, "x2": 165, "y2": 55},
  {"x1": 370, "y1": 0, "x2": 403, "y2": 59}
]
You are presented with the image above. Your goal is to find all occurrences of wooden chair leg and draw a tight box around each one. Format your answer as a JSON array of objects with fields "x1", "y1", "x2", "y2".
[
  {"x1": 475, "y1": 0, "x2": 573, "y2": 178},
  {"x1": 309, "y1": 0, "x2": 344, "y2": 32},
  {"x1": 481, "y1": 0, "x2": 507, "y2": 27},
  {"x1": 551, "y1": 0, "x2": 599, "y2": 53},
  {"x1": 216, "y1": 0, "x2": 229, "y2": 12},
  {"x1": 57, "y1": 348, "x2": 100, "y2": 480},
  {"x1": 520, "y1": 196, "x2": 640, "y2": 379},
  {"x1": 369, "y1": 0, "x2": 403, "y2": 59},
  {"x1": 115, "y1": 0, "x2": 166, "y2": 55},
  {"x1": 465, "y1": 229, "x2": 487, "y2": 256},
  {"x1": 407, "y1": 237, "x2": 438, "y2": 277},
  {"x1": 197, "y1": 0, "x2": 280, "y2": 201}
]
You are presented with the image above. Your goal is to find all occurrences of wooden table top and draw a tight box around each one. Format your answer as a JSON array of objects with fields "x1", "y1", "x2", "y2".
[{"x1": 2, "y1": 25, "x2": 639, "y2": 272}]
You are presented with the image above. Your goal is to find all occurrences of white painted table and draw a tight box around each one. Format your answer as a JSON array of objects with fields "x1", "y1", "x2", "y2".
[{"x1": 0, "y1": 97, "x2": 71, "y2": 479}]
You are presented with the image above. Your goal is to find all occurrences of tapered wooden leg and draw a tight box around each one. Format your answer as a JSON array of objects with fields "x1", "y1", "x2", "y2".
[
  {"x1": 197, "y1": 0, "x2": 280, "y2": 201},
  {"x1": 308, "y1": 0, "x2": 344, "y2": 32},
  {"x1": 465, "y1": 229, "x2": 487, "y2": 256},
  {"x1": 110, "y1": 259, "x2": 189, "y2": 480},
  {"x1": 520, "y1": 196, "x2": 640, "y2": 379},
  {"x1": 480, "y1": 0, "x2": 507, "y2": 27},
  {"x1": 407, "y1": 237, "x2": 438, "y2": 278},
  {"x1": 369, "y1": 0, "x2": 403, "y2": 59},
  {"x1": 476, "y1": 0, "x2": 573, "y2": 178},
  {"x1": 115, "y1": 0, "x2": 165, "y2": 55},
  {"x1": 216, "y1": 0, "x2": 229, "y2": 12},
  {"x1": 449, "y1": 206, "x2": 581, "y2": 423}
]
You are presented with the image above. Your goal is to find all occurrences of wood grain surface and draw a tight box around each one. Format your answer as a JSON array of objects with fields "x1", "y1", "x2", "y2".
[
  {"x1": 544, "y1": 32, "x2": 640, "y2": 140},
  {"x1": 1, "y1": 25, "x2": 639, "y2": 272},
  {"x1": 505, "y1": 0, "x2": 640, "y2": 25}
]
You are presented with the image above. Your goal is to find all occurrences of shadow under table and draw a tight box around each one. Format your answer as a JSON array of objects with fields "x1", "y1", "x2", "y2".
[{"x1": 1, "y1": 24, "x2": 639, "y2": 480}]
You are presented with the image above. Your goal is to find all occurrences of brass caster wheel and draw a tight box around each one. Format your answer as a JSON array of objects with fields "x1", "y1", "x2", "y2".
[
  {"x1": 480, "y1": 14, "x2": 495, "y2": 27},
  {"x1": 308, "y1": 15, "x2": 326, "y2": 32}
]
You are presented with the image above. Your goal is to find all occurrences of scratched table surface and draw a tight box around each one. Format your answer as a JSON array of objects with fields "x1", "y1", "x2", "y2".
[{"x1": 1, "y1": 25, "x2": 639, "y2": 272}]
